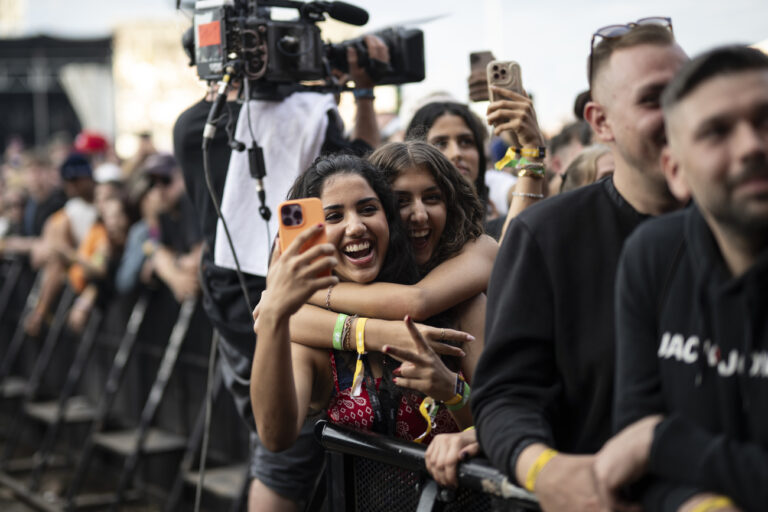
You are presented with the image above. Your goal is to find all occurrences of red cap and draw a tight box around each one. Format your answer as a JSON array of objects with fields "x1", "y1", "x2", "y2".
[{"x1": 74, "y1": 131, "x2": 109, "y2": 154}]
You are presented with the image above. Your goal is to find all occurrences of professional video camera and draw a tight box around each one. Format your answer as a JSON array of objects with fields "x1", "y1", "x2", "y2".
[{"x1": 190, "y1": 0, "x2": 424, "y2": 94}]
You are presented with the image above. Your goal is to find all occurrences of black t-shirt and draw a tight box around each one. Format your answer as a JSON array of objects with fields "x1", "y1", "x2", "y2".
[
  {"x1": 24, "y1": 188, "x2": 67, "y2": 237},
  {"x1": 174, "y1": 99, "x2": 242, "y2": 252},
  {"x1": 472, "y1": 176, "x2": 649, "y2": 483},
  {"x1": 159, "y1": 195, "x2": 203, "y2": 254}
]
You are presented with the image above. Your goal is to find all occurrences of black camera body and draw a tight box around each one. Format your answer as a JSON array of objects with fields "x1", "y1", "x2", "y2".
[{"x1": 191, "y1": 0, "x2": 424, "y2": 93}]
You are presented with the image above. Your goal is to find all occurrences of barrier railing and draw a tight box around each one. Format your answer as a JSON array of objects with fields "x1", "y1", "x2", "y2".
[{"x1": 315, "y1": 420, "x2": 540, "y2": 512}]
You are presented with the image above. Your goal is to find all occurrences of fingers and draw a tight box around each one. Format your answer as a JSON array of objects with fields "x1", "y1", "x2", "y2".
[
  {"x1": 382, "y1": 344, "x2": 424, "y2": 365},
  {"x1": 489, "y1": 85, "x2": 528, "y2": 101},
  {"x1": 300, "y1": 252, "x2": 337, "y2": 278},
  {"x1": 459, "y1": 441, "x2": 480, "y2": 461},
  {"x1": 269, "y1": 238, "x2": 281, "y2": 267},
  {"x1": 493, "y1": 119, "x2": 523, "y2": 137},
  {"x1": 486, "y1": 105, "x2": 528, "y2": 126},
  {"x1": 425, "y1": 325, "x2": 475, "y2": 344},
  {"x1": 404, "y1": 314, "x2": 431, "y2": 352},
  {"x1": 363, "y1": 35, "x2": 389, "y2": 62},
  {"x1": 427, "y1": 341, "x2": 466, "y2": 358},
  {"x1": 389, "y1": 376, "x2": 424, "y2": 394},
  {"x1": 425, "y1": 434, "x2": 470, "y2": 488},
  {"x1": 284, "y1": 223, "x2": 326, "y2": 257},
  {"x1": 295, "y1": 242, "x2": 335, "y2": 266}
]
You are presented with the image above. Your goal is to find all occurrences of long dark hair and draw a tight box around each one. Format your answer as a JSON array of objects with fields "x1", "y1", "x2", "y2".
[
  {"x1": 405, "y1": 102, "x2": 489, "y2": 205},
  {"x1": 288, "y1": 153, "x2": 419, "y2": 286},
  {"x1": 289, "y1": 154, "x2": 415, "y2": 436},
  {"x1": 369, "y1": 141, "x2": 484, "y2": 274}
]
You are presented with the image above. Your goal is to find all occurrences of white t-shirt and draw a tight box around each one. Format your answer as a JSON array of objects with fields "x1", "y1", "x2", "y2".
[
  {"x1": 214, "y1": 92, "x2": 337, "y2": 277},
  {"x1": 485, "y1": 169, "x2": 517, "y2": 216}
]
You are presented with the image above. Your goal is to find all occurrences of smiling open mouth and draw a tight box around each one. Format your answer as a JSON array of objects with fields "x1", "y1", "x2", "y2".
[
  {"x1": 343, "y1": 240, "x2": 373, "y2": 261},
  {"x1": 409, "y1": 229, "x2": 430, "y2": 249}
]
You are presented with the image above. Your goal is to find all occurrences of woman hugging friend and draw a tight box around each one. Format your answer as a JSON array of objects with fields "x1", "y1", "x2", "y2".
[{"x1": 251, "y1": 142, "x2": 497, "y2": 487}]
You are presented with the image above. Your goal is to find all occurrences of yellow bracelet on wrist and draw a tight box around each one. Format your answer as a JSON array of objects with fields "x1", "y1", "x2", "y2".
[
  {"x1": 689, "y1": 496, "x2": 734, "y2": 512},
  {"x1": 524, "y1": 448, "x2": 558, "y2": 492}
]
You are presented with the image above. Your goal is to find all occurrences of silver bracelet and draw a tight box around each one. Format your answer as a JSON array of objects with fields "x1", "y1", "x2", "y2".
[{"x1": 511, "y1": 192, "x2": 544, "y2": 199}]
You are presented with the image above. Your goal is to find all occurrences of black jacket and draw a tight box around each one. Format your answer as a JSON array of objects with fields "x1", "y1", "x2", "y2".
[
  {"x1": 472, "y1": 177, "x2": 648, "y2": 483},
  {"x1": 615, "y1": 205, "x2": 768, "y2": 512}
]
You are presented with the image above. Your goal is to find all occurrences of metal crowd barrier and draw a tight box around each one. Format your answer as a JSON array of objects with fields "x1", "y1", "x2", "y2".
[
  {"x1": 315, "y1": 420, "x2": 540, "y2": 512},
  {"x1": 0, "y1": 257, "x2": 249, "y2": 511}
]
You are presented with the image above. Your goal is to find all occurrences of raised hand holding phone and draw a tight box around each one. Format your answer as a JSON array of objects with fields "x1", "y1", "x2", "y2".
[
  {"x1": 485, "y1": 60, "x2": 545, "y2": 149},
  {"x1": 259, "y1": 221, "x2": 338, "y2": 324}
]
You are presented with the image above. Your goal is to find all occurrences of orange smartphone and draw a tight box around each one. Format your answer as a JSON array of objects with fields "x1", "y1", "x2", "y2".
[
  {"x1": 487, "y1": 60, "x2": 524, "y2": 101},
  {"x1": 277, "y1": 198, "x2": 331, "y2": 277}
]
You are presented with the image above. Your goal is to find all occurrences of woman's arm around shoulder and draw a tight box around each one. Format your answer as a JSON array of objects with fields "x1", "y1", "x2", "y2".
[{"x1": 310, "y1": 234, "x2": 498, "y2": 321}]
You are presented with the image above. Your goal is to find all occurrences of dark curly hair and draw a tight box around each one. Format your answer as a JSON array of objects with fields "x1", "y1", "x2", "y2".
[
  {"x1": 369, "y1": 141, "x2": 484, "y2": 274},
  {"x1": 288, "y1": 153, "x2": 419, "y2": 286},
  {"x1": 405, "y1": 102, "x2": 489, "y2": 206}
]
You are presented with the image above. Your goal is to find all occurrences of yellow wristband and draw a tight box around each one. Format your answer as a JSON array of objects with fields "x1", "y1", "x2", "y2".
[
  {"x1": 690, "y1": 496, "x2": 735, "y2": 512},
  {"x1": 463, "y1": 425, "x2": 475, "y2": 432},
  {"x1": 350, "y1": 317, "x2": 367, "y2": 396},
  {"x1": 414, "y1": 396, "x2": 438, "y2": 444},
  {"x1": 524, "y1": 448, "x2": 558, "y2": 492}
]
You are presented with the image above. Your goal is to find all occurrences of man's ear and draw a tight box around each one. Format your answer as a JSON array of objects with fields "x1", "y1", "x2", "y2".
[
  {"x1": 584, "y1": 100, "x2": 613, "y2": 144},
  {"x1": 661, "y1": 145, "x2": 691, "y2": 203}
]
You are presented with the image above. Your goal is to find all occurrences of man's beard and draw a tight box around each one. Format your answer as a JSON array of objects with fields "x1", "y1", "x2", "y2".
[{"x1": 713, "y1": 155, "x2": 768, "y2": 236}]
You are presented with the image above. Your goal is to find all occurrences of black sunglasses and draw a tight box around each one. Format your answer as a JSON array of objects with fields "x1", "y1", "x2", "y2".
[{"x1": 588, "y1": 16, "x2": 673, "y2": 84}]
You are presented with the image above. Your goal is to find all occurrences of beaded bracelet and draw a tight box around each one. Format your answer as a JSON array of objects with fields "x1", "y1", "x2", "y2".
[
  {"x1": 325, "y1": 284, "x2": 334, "y2": 310},
  {"x1": 340, "y1": 314, "x2": 355, "y2": 351}
]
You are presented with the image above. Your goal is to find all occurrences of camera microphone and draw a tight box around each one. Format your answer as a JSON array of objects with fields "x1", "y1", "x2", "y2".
[
  {"x1": 202, "y1": 74, "x2": 231, "y2": 148},
  {"x1": 325, "y1": 1, "x2": 369, "y2": 26}
]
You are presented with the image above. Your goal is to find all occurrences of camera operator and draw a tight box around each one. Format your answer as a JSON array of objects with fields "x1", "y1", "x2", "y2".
[{"x1": 174, "y1": 35, "x2": 389, "y2": 512}]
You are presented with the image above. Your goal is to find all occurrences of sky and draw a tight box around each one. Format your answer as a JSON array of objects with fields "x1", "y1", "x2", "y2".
[{"x1": 10, "y1": 0, "x2": 768, "y2": 133}]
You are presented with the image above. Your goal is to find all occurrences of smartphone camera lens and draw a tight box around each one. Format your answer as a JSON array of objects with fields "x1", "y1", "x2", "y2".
[
  {"x1": 493, "y1": 73, "x2": 499, "y2": 79},
  {"x1": 282, "y1": 204, "x2": 302, "y2": 227},
  {"x1": 492, "y1": 65, "x2": 498, "y2": 71},
  {"x1": 501, "y1": 69, "x2": 507, "y2": 75}
]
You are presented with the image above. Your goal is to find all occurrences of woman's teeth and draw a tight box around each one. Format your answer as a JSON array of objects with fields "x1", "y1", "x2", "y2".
[
  {"x1": 410, "y1": 229, "x2": 430, "y2": 238},
  {"x1": 343, "y1": 240, "x2": 372, "y2": 259}
]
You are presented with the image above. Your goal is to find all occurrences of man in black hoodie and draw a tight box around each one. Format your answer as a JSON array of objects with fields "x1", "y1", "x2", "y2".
[
  {"x1": 594, "y1": 45, "x2": 768, "y2": 512},
  {"x1": 471, "y1": 20, "x2": 688, "y2": 511}
]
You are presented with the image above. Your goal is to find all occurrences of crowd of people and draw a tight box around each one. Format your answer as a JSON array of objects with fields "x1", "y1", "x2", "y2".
[{"x1": 0, "y1": 15, "x2": 766, "y2": 512}]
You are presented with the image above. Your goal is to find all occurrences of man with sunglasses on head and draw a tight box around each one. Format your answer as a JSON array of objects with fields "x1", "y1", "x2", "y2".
[
  {"x1": 594, "y1": 44, "x2": 768, "y2": 512},
  {"x1": 472, "y1": 19, "x2": 688, "y2": 511}
]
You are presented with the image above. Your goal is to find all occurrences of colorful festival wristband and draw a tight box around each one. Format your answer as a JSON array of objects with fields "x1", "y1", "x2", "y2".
[
  {"x1": 524, "y1": 448, "x2": 558, "y2": 492},
  {"x1": 350, "y1": 317, "x2": 368, "y2": 396},
  {"x1": 414, "y1": 397, "x2": 438, "y2": 444},
  {"x1": 446, "y1": 381, "x2": 471, "y2": 411},
  {"x1": 332, "y1": 313, "x2": 348, "y2": 351}
]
